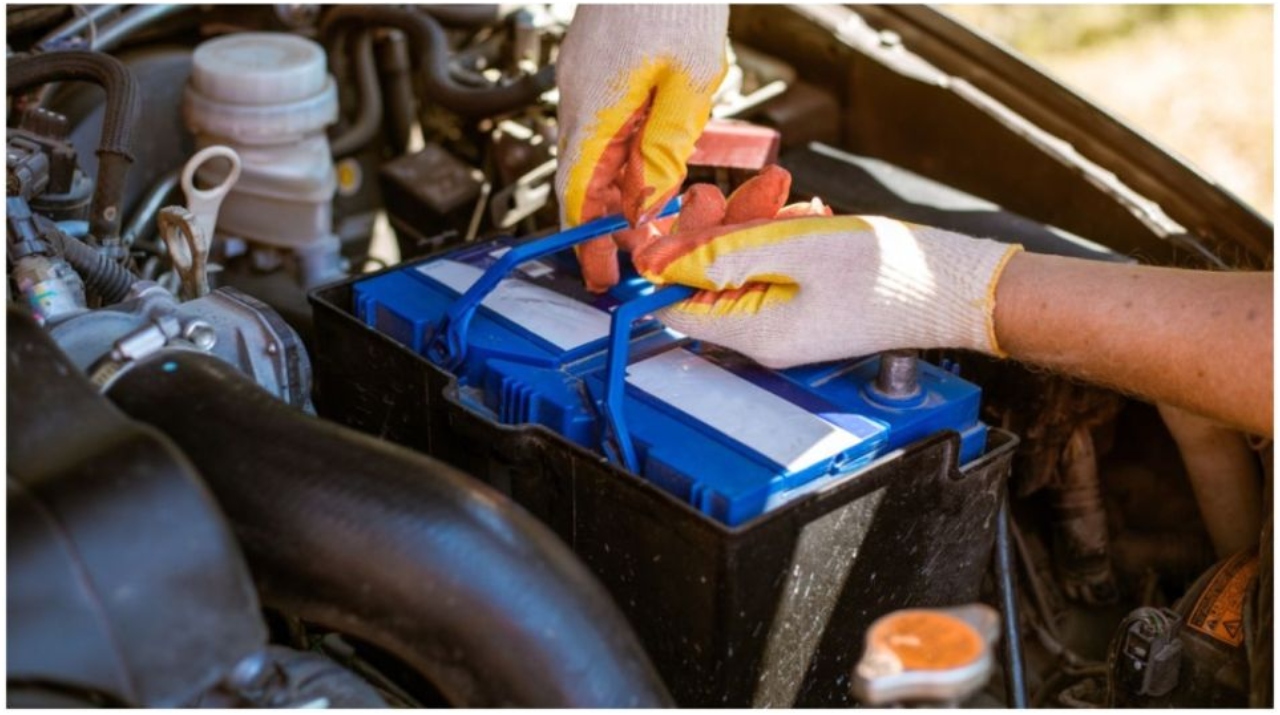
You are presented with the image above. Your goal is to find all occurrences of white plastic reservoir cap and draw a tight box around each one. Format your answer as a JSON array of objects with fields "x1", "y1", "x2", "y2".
[
  {"x1": 191, "y1": 32, "x2": 327, "y2": 105},
  {"x1": 185, "y1": 32, "x2": 338, "y2": 144}
]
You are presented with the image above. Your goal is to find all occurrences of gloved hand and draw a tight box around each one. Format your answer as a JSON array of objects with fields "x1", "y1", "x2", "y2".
[
  {"x1": 555, "y1": 4, "x2": 729, "y2": 292},
  {"x1": 633, "y1": 166, "x2": 1025, "y2": 368}
]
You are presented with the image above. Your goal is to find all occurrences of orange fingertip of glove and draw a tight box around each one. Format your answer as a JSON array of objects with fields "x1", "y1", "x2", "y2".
[
  {"x1": 635, "y1": 165, "x2": 805, "y2": 285},
  {"x1": 672, "y1": 183, "x2": 727, "y2": 233},
  {"x1": 576, "y1": 236, "x2": 621, "y2": 293},
  {"x1": 723, "y1": 164, "x2": 792, "y2": 224}
]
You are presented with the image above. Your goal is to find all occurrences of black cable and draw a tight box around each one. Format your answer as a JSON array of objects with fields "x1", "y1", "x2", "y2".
[
  {"x1": 42, "y1": 220, "x2": 136, "y2": 304},
  {"x1": 375, "y1": 30, "x2": 416, "y2": 155},
  {"x1": 6, "y1": 6, "x2": 71, "y2": 36},
  {"x1": 319, "y1": 6, "x2": 554, "y2": 118},
  {"x1": 328, "y1": 30, "x2": 382, "y2": 158},
  {"x1": 418, "y1": 4, "x2": 512, "y2": 28},
  {"x1": 8, "y1": 51, "x2": 141, "y2": 249},
  {"x1": 996, "y1": 485, "x2": 1029, "y2": 708},
  {"x1": 1008, "y1": 518, "x2": 1057, "y2": 637}
]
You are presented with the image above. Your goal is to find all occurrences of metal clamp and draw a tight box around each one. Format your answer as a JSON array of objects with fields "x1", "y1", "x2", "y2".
[
  {"x1": 425, "y1": 196, "x2": 682, "y2": 370},
  {"x1": 87, "y1": 313, "x2": 191, "y2": 392}
]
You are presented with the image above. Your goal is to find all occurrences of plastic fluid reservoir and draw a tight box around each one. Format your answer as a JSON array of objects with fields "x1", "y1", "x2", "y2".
[{"x1": 183, "y1": 32, "x2": 342, "y2": 286}]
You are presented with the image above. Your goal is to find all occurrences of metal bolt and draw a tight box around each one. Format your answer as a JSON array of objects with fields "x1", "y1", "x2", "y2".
[
  {"x1": 184, "y1": 320, "x2": 218, "y2": 351},
  {"x1": 874, "y1": 349, "x2": 921, "y2": 400}
]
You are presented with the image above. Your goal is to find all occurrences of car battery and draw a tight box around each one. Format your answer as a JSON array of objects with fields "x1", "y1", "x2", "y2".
[
  {"x1": 347, "y1": 205, "x2": 988, "y2": 525},
  {"x1": 310, "y1": 206, "x2": 1018, "y2": 706}
]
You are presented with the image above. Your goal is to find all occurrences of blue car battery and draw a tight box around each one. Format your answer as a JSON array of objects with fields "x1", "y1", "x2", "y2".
[{"x1": 351, "y1": 205, "x2": 988, "y2": 526}]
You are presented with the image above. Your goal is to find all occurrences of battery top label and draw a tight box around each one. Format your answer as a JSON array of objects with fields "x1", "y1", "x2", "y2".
[
  {"x1": 627, "y1": 349, "x2": 876, "y2": 471},
  {"x1": 417, "y1": 259, "x2": 612, "y2": 351}
]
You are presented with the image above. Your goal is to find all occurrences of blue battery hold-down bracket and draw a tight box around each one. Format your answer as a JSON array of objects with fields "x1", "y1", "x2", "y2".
[
  {"x1": 600, "y1": 284, "x2": 696, "y2": 472},
  {"x1": 353, "y1": 207, "x2": 989, "y2": 526},
  {"x1": 426, "y1": 198, "x2": 684, "y2": 370}
]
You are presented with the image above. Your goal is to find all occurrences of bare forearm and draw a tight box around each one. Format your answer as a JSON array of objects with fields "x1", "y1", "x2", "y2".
[{"x1": 994, "y1": 252, "x2": 1273, "y2": 437}]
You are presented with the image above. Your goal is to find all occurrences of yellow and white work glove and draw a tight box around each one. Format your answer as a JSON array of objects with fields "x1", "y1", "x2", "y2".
[
  {"x1": 555, "y1": 4, "x2": 730, "y2": 292},
  {"x1": 633, "y1": 166, "x2": 1025, "y2": 368}
]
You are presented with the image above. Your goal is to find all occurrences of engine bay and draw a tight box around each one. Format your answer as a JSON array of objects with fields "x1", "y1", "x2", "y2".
[{"x1": 6, "y1": 4, "x2": 1272, "y2": 708}]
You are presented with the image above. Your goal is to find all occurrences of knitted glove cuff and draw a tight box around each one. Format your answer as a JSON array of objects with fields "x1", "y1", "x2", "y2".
[{"x1": 902, "y1": 228, "x2": 1022, "y2": 356}]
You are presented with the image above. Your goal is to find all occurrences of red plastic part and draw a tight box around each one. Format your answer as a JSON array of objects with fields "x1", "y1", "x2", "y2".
[{"x1": 688, "y1": 119, "x2": 781, "y2": 170}]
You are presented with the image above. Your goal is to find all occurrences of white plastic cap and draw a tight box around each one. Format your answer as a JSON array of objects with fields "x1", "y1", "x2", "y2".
[
  {"x1": 185, "y1": 33, "x2": 337, "y2": 145},
  {"x1": 191, "y1": 32, "x2": 327, "y2": 105}
]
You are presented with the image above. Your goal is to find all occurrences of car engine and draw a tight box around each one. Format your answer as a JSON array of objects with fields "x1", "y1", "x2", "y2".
[{"x1": 6, "y1": 4, "x2": 1272, "y2": 708}]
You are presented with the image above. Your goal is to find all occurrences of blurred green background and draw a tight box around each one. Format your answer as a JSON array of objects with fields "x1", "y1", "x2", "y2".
[{"x1": 944, "y1": 4, "x2": 1274, "y2": 219}]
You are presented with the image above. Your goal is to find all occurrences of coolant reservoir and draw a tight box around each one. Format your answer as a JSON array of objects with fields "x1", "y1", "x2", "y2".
[{"x1": 183, "y1": 32, "x2": 341, "y2": 285}]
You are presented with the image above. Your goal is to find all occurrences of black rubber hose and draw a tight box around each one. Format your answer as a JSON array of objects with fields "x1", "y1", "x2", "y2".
[
  {"x1": 8, "y1": 51, "x2": 140, "y2": 247},
  {"x1": 418, "y1": 4, "x2": 512, "y2": 27},
  {"x1": 106, "y1": 352, "x2": 673, "y2": 709},
  {"x1": 7, "y1": 6, "x2": 71, "y2": 35},
  {"x1": 42, "y1": 221, "x2": 135, "y2": 304},
  {"x1": 329, "y1": 31, "x2": 382, "y2": 158},
  {"x1": 449, "y1": 31, "x2": 508, "y2": 88},
  {"x1": 995, "y1": 488, "x2": 1029, "y2": 708},
  {"x1": 319, "y1": 6, "x2": 554, "y2": 118},
  {"x1": 376, "y1": 30, "x2": 416, "y2": 155}
]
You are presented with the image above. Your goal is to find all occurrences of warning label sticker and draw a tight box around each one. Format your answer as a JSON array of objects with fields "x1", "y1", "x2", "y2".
[{"x1": 1186, "y1": 549, "x2": 1258, "y2": 647}]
